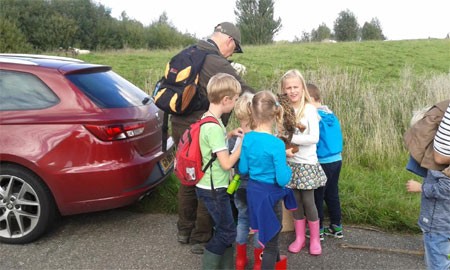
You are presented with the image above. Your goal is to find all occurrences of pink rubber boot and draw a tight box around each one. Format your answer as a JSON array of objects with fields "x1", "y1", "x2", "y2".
[
  {"x1": 288, "y1": 219, "x2": 306, "y2": 253},
  {"x1": 308, "y1": 220, "x2": 322, "y2": 255}
]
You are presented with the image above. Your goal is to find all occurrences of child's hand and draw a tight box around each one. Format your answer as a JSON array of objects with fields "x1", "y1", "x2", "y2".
[
  {"x1": 406, "y1": 179, "x2": 422, "y2": 193},
  {"x1": 229, "y1": 128, "x2": 244, "y2": 138},
  {"x1": 297, "y1": 123, "x2": 307, "y2": 133},
  {"x1": 286, "y1": 148, "x2": 295, "y2": 158}
]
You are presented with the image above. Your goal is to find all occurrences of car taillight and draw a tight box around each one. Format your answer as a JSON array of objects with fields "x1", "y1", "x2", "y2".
[{"x1": 84, "y1": 122, "x2": 145, "y2": 141}]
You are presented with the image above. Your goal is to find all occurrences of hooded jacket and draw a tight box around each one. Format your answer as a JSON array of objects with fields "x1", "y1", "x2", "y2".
[{"x1": 316, "y1": 105, "x2": 343, "y2": 163}]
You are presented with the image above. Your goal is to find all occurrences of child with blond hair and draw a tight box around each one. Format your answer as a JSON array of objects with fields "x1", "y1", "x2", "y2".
[
  {"x1": 196, "y1": 73, "x2": 243, "y2": 269},
  {"x1": 280, "y1": 69, "x2": 326, "y2": 256},
  {"x1": 239, "y1": 90, "x2": 295, "y2": 269},
  {"x1": 229, "y1": 92, "x2": 264, "y2": 270}
]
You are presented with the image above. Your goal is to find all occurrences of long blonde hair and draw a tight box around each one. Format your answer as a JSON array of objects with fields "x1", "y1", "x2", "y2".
[
  {"x1": 248, "y1": 90, "x2": 284, "y2": 132},
  {"x1": 279, "y1": 69, "x2": 312, "y2": 120}
]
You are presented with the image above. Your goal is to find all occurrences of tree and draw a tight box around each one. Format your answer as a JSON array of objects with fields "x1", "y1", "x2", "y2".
[
  {"x1": 333, "y1": 9, "x2": 359, "y2": 41},
  {"x1": 0, "y1": 0, "x2": 288, "y2": 51},
  {"x1": 294, "y1": 31, "x2": 310, "y2": 43},
  {"x1": 3, "y1": 0, "x2": 56, "y2": 51},
  {"x1": 146, "y1": 13, "x2": 197, "y2": 49},
  {"x1": 361, "y1": 18, "x2": 386, "y2": 41},
  {"x1": 0, "y1": 18, "x2": 33, "y2": 53},
  {"x1": 235, "y1": 0, "x2": 281, "y2": 45},
  {"x1": 311, "y1": 23, "x2": 332, "y2": 42}
]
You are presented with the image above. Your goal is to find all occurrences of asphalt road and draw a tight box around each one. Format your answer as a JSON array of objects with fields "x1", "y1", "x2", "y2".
[{"x1": 0, "y1": 207, "x2": 426, "y2": 270}]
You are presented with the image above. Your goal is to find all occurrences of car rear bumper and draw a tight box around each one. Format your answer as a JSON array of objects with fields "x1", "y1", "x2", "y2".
[{"x1": 54, "y1": 140, "x2": 175, "y2": 216}]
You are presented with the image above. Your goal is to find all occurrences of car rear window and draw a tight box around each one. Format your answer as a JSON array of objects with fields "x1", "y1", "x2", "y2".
[
  {"x1": 0, "y1": 70, "x2": 59, "y2": 111},
  {"x1": 67, "y1": 70, "x2": 149, "y2": 108}
]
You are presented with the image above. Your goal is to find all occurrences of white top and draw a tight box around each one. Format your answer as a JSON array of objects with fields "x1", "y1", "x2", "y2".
[
  {"x1": 288, "y1": 103, "x2": 320, "y2": 164},
  {"x1": 434, "y1": 104, "x2": 450, "y2": 157}
]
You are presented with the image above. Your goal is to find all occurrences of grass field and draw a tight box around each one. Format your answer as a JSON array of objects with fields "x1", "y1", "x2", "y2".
[{"x1": 78, "y1": 39, "x2": 450, "y2": 233}]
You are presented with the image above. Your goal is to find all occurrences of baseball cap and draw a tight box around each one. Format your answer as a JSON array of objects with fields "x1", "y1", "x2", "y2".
[{"x1": 214, "y1": 22, "x2": 243, "y2": 53}]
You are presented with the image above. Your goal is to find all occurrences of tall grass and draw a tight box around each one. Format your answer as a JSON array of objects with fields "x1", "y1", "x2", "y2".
[
  {"x1": 78, "y1": 40, "x2": 450, "y2": 233},
  {"x1": 306, "y1": 67, "x2": 449, "y2": 168}
]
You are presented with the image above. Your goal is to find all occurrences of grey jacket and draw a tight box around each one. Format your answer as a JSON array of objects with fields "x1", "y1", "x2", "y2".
[{"x1": 418, "y1": 169, "x2": 450, "y2": 233}]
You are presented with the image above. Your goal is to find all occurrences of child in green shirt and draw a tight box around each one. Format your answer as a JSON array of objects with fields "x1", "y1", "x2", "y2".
[{"x1": 196, "y1": 73, "x2": 243, "y2": 269}]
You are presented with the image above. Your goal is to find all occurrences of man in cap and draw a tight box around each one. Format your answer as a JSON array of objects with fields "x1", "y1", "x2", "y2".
[{"x1": 171, "y1": 22, "x2": 255, "y2": 256}]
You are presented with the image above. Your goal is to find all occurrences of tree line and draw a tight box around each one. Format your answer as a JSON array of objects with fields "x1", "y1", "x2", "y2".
[
  {"x1": 0, "y1": 0, "x2": 385, "y2": 53},
  {"x1": 234, "y1": 0, "x2": 385, "y2": 43},
  {"x1": 0, "y1": 0, "x2": 198, "y2": 53},
  {"x1": 300, "y1": 9, "x2": 385, "y2": 42}
]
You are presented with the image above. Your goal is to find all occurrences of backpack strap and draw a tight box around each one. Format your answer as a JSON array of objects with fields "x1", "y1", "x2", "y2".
[
  {"x1": 201, "y1": 152, "x2": 216, "y2": 172},
  {"x1": 208, "y1": 153, "x2": 217, "y2": 199},
  {"x1": 198, "y1": 116, "x2": 220, "y2": 197},
  {"x1": 199, "y1": 116, "x2": 219, "y2": 173},
  {"x1": 161, "y1": 112, "x2": 169, "y2": 152}
]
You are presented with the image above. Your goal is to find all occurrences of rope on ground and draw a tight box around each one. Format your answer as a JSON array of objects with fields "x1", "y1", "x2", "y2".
[{"x1": 340, "y1": 243, "x2": 424, "y2": 256}]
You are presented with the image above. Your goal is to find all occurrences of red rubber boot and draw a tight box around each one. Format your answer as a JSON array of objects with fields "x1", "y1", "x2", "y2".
[
  {"x1": 253, "y1": 247, "x2": 263, "y2": 270},
  {"x1": 235, "y1": 243, "x2": 248, "y2": 270},
  {"x1": 275, "y1": 255, "x2": 287, "y2": 270}
]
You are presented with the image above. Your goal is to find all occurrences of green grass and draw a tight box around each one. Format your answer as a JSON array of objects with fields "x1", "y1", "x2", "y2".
[
  {"x1": 129, "y1": 174, "x2": 180, "y2": 214},
  {"x1": 340, "y1": 165, "x2": 421, "y2": 232},
  {"x1": 77, "y1": 39, "x2": 450, "y2": 90},
  {"x1": 75, "y1": 39, "x2": 450, "y2": 233}
]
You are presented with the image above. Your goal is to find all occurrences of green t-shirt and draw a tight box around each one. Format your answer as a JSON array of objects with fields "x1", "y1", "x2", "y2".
[{"x1": 197, "y1": 118, "x2": 229, "y2": 189}]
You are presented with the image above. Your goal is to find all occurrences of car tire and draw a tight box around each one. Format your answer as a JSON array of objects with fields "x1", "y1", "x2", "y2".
[{"x1": 0, "y1": 164, "x2": 56, "y2": 244}]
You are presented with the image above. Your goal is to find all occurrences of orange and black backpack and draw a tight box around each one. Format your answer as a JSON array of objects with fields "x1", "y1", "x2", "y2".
[{"x1": 152, "y1": 45, "x2": 215, "y2": 151}]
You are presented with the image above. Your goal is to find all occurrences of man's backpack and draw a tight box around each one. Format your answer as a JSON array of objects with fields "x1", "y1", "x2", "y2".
[
  {"x1": 152, "y1": 45, "x2": 211, "y2": 116},
  {"x1": 152, "y1": 45, "x2": 215, "y2": 151},
  {"x1": 175, "y1": 116, "x2": 219, "y2": 186}
]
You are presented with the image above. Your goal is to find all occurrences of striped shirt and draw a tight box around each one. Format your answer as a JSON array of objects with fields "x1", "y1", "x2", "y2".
[{"x1": 434, "y1": 104, "x2": 450, "y2": 156}]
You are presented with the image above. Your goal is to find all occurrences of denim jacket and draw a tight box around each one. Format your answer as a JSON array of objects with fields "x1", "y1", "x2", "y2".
[{"x1": 418, "y1": 170, "x2": 450, "y2": 233}]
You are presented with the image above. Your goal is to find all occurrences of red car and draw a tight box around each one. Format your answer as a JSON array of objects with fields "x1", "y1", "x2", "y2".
[{"x1": 0, "y1": 54, "x2": 175, "y2": 244}]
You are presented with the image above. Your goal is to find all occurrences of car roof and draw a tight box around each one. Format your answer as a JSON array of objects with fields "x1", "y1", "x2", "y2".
[{"x1": 0, "y1": 53, "x2": 111, "y2": 74}]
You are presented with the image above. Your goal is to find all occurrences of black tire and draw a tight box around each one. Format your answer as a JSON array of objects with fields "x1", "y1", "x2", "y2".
[{"x1": 0, "y1": 164, "x2": 56, "y2": 244}]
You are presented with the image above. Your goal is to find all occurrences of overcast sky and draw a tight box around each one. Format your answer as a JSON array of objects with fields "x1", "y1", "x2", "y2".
[{"x1": 96, "y1": 0, "x2": 450, "y2": 42}]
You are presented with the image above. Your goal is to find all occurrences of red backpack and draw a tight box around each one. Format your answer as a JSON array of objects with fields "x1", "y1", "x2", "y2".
[{"x1": 175, "y1": 116, "x2": 219, "y2": 186}]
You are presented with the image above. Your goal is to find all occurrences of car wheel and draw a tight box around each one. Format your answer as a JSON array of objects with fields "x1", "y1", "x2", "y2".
[{"x1": 0, "y1": 164, "x2": 56, "y2": 244}]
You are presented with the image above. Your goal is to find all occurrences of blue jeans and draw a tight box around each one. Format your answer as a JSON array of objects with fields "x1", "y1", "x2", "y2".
[
  {"x1": 314, "y1": 160, "x2": 342, "y2": 228},
  {"x1": 423, "y1": 231, "x2": 450, "y2": 270},
  {"x1": 234, "y1": 188, "x2": 261, "y2": 247},
  {"x1": 196, "y1": 187, "x2": 236, "y2": 255}
]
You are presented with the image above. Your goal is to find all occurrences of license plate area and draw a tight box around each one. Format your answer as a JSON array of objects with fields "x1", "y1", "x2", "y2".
[{"x1": 159, "y1": 150, "x2": 175, "y2": 174}]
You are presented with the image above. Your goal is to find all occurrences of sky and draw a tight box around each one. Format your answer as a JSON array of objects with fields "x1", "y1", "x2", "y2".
[{"x1": 96, "y1": 0, "x2": 450, "y2": 42}]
